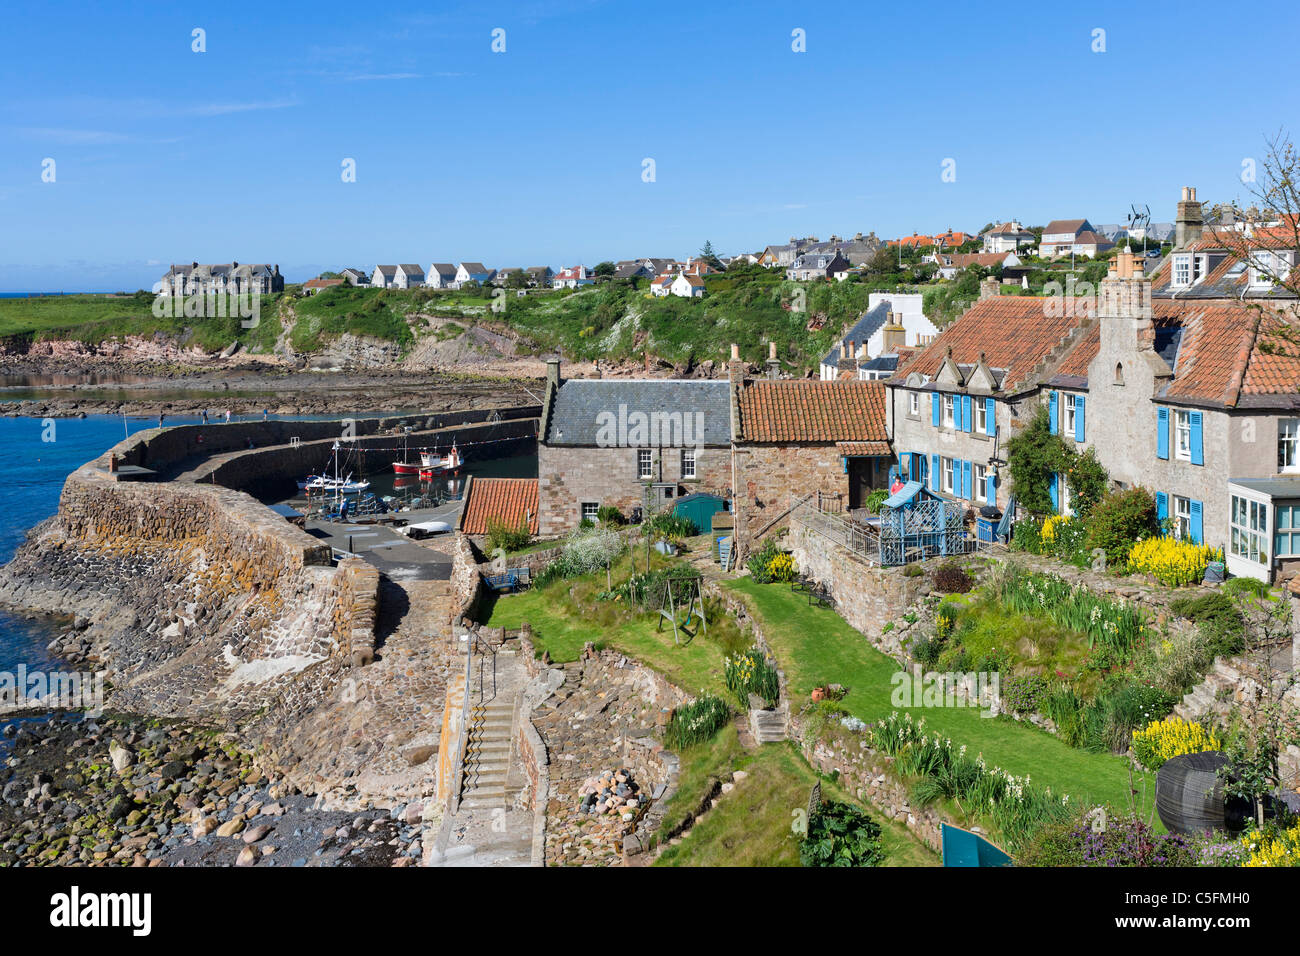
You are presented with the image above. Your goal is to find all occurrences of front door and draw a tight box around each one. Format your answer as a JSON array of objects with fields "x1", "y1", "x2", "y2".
[{"x1": 848, "y1": 458, "x2": 873, "y2": 510}]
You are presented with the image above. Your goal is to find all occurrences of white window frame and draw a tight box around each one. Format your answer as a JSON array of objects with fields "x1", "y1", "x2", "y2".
[
  {"x1": 581, "y1": 501, "x2": 600, "y2": 523},
  {"x1": 1172, "y1": 495, "x2": 1192, "y2": 540},
  {"x1": 1230, "y1": 494, "x2": 1269, "y2": 565},
  {"x1": 1279, "y1": 419, "x2": 1300, "y2": 473},
  {"x1": 681, "y1": 446, "x2": 697, "y2": 479},
  {"x1": 1172, "y1": 254, "x2": 1192, "y2": 287},
  {"x1": 975, "y1": 399, "x2": 988, "y2": 435},
  {"x1": 974, "y1": 463, "x2": 989, "y2": 503},
  {"x1": 942, "y1": 395, "x2": 955, "y2": 429},
  {"x1": 637, "y1": 448, "x2": 654, "y2": 480},
  {"x1": 1063, "y1": 394, "x2": 1077, "y2": 438},
  {"x1": 1059, "y1": 475, "x2": 1072, "y2": 518},
  {"x1": 1174, "y1": 410, "x2": 1192, "y2": 462},
  {"x1": 941, "y1": 457, "x2": 955, "y2": 495},
  {"x1": 909, "y1": 392, "x2": 919, "y2": 417}
]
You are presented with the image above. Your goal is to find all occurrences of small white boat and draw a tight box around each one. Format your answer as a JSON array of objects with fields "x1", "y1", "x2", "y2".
[{"x1": 303, "y1": 475, "x2": 370, "y2": 494}]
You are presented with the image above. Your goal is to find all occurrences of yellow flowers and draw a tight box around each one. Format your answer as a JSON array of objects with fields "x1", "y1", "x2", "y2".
[
  {"x1": 1041, "y1": 514, "x2": 1070, "y2": 544},
  {"x1": 766, "y1": 552, "x2": 796, "y2": 583},
  {"x1": 1127, "y1": 537, "x2": 1221, "y2": 587},
  {"x1": 1241, "y1": 824, "x2": 1300, "y2": 867},
  {"x1": 1130, "y1": 717, "x2": 1222, "y2": 771}
]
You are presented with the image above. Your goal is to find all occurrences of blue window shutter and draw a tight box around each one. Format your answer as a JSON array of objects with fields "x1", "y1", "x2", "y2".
[
  {"x1": 1156, "y1": 491, "x2": 1168, "y2": 523},
  {"x1": 931, "y1": 454, "x2": 940, "y2": 490},
  {"x1": 1048, "y1": 473, "x2": 1059, "y2": 511},
  {"x1": 963, "y1": 395, "x2": 973, "y2": 433},
  {"x1": 985, "y1": 397, "x2": 996, "y2": 436},
  {"x1": 842, "y1": 456, "x2": 848, "y2": 473},
  {"x1": 1157, "y1": 407, "x2": 1169, "y2": 459},
  {"x1": 1075, "y1": 396, "x2": 1086, "y2": 442},
  {"x1": 931, "y1": 393, "x2": 940, "y2": 427},
  {"x1": 961, "y1": 459, "x2": 972, "y2": 499},
  {"x1": 1189, "y1": 411, "x2": 1204, "y2": 465},
  {"x1": 986, "y1": 471, "x2": 996, "y2": 503},
  {"x1": 1049, "y1": 391, "x2": 1059, "y2": 434},
  {"x1": 1189, "y1": 500, "x2": 1203, "y2": 544}
]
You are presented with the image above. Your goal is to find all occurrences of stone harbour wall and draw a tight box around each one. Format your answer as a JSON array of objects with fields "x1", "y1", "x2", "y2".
[{"x1": 0, "y1": 465, "x2": 375, "y2": 727}]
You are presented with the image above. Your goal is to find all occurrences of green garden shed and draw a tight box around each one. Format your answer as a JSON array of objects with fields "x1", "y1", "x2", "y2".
[{"x1": 672, "y1": 492, "x2": 729, "y2": 534}]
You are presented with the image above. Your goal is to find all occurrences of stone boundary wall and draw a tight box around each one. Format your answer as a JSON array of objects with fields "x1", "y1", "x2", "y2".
[
  {"x1": 450, "y1": 534, "x2": 484, "y2": 630},
  {"x1": 787, "y1": 515, "x2": 928, "y2": 645},
  {"x1": 796, "y1": 719, "x2": 949, "y2": 855}
]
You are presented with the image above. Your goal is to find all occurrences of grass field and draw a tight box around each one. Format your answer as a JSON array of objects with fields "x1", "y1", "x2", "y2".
[
  {"x1": 727, "y1": 578, "x2": 1150, "y2": 816},
  {"x1": 0, "y1": 292, "x2": 284, "y2": 351}
]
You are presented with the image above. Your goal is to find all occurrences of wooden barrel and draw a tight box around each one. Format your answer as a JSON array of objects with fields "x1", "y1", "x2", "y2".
[{"x1": 1155, "y1": 751, "x2": 1252, "y2": 835}]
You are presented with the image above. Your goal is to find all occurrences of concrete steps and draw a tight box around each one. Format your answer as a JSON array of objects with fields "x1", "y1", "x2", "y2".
[{"x1": 460, "y1": 695, "x2": 516, "y2": 809}]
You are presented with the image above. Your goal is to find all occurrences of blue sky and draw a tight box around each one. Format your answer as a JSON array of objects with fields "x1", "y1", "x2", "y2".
[{"x1": 1, "y1": 0, "x2": 1297, "y2": 291}]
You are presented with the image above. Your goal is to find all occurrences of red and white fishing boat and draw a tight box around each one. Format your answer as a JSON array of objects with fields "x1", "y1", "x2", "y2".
[
  {"x1": 390, "y1": 433, "x2": 422, "y2": 475},
  {"x1": 419, "y1": 443, "x2": 462, "y2": 477}
]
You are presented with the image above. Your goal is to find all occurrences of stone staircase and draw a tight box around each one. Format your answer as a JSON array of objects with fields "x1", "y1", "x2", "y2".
[
  {"x1": 458, "y1": 694, "x2": 518, "y2": 810},
  {"x1": 1173, "y1": 658, "x2": 1244, "y2": 723}
]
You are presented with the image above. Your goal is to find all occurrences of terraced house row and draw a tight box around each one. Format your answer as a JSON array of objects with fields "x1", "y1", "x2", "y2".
[{"x1": 531, "y1": 188, "x2": 1300, "y2": 584}]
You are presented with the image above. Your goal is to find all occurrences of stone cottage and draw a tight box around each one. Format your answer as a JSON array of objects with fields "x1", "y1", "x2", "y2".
[{"x1": 536, "y1": 360, "x2": 732, "y2": 535}]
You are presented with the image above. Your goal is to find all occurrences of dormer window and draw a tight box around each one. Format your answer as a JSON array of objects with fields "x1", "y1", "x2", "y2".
[
  {"x1": 1172, "y1": 254, "x2": 1192, "y2": 287},
  {"x1": 1249, "y1": 250, "x2": 1293, "y2": 289}
]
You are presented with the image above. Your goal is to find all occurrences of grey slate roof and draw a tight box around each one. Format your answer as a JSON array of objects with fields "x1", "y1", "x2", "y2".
[
  {"x1": 822, "y1": 302, "x2": 891, "y2": 366},
  {"x1": 545, "y1": 379, "x2": 731, "y2": 445}
]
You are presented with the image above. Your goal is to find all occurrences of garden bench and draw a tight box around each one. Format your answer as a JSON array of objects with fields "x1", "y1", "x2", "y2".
[{"x1": 808, "y1": 583, "x2": 833, "y2": 609}]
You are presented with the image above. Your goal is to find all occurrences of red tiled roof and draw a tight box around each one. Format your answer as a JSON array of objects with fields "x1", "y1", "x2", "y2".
[
  {"x1": 894, "y1": 295, "x2": 1093, "y2": 393},
  {"x1": 835, "y1": 441, "x2": 892, "y2": 457},
  {"x1": 304, "y1": 278, "x2": 344, "y2": 289},
  {"x1": 460, "y1": 478, "x2": 539, "y2": 535},
  {"x1": 1049, "y1": 300, "x2": 1300, "y2": 406},
  {"x1": 737, "y1": 380, "x2": 888, "y2": 443}
]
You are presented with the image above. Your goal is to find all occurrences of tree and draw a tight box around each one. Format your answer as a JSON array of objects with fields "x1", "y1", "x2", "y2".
[
  {"x1": 505, "y1": 269, "x2": 529, "y2": 289},
  {"x1": 1217, "y1": 131, "x2": 1300, "y2": 296},
  {"x1": 593, "y1": 261, "x2": 616, "y2": 278},
  {"x1": 1006, "y1": 405, "x2": 1072, "y2": 515},
  {"x1": 1218, "y1": 600, "x2": 1300, "y2": 826},
  {"x1": 698, "y1": 240, "x2": 722, "y2": 270}
]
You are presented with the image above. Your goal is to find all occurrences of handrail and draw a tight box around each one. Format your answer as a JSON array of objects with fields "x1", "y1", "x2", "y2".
[
  {"x1": 449, "y1": 628, "x2": 499, "y2": 809},
  {"x1": 448, "y1": 635, "x2": 473, "y2": 813}
]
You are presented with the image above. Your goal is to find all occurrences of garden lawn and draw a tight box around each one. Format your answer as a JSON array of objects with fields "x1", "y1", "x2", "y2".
[
  {"x1": 727, "y1": 579, "x2": 1151, "y2": 815},
  {"x1": 655, "y1": 738, "x2": 937, "y2": 867},
  {"x1": 480, "y1": 557, "x2": 747, "y2": 699}
]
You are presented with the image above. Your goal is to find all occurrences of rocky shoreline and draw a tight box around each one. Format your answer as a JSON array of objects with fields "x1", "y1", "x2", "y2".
[
  {"x1": 0, "y1": 711, "x2": 428, "y2": 867},
  {"x1": 0, "y1": 362, "x2": 538, "y2": 418}
]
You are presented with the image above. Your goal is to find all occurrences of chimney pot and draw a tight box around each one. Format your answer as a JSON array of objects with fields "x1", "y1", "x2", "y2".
[
  {"x1": 768, "y1": 341, "x2": 777, "y2": 360},
  {"x1": 730, "y1": 343, "x2": 740, "y2": 361}
]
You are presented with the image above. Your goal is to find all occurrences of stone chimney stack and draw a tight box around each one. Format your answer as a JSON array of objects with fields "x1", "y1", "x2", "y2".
[
  {"x1": 1175, "y1": 185, "x2": 1204, "y2": 249},
  {"x1": 546, "y1": 358, "x2": 561, "y2": 390},
  {"x1": 1099, "y1": 252, "x2": 1154, "y2": 356},
  {"x1": 979, "y1": 276, "x2": 1000, "y2": 300},
  {"x1": 728, "y1": 343, "x2": 747, "y2": 387},
  {"x1": 765, "y1": 341, "x2": 780, "y2": 379},
  {"x1": 882, "y1": 310, "x2": 906, "y2": 352}
]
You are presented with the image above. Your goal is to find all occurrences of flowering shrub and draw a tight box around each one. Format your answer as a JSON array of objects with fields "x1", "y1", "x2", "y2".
[
  {"x1": 1127, "y1": 537, "x2": 1222, "y2": 587},
  {"x1": 995, "y1": 565, "x2": 1145, "y2": 651},
  {"x1": 1041, "y1": 514, "x2": 1070, "y2": 545},
  {"x1": 1000, "y1": 673, "x2": 1051, "y2": 716},
  {"x1": 664, "y1": 694, "x2": 730, "y2": 750},
  {"x1": 1018, "y1": 812, "x2": 1195, "y2": 867},
  {"x1": 867, "y1": 712, "x2": 1072, "y2": 850},
  {"x1": 1130, "y1": 717, "x2": 1222, "y2": 771},
  {"x1": 1240, "y1": 824, "x2": 1300, "y2": 867},
  {"x1": 766, "y1": 552, "x2": 796, "y2": 583},
  {"x1": 724, "y1": 647, "x2": 780, "y2": 707}
]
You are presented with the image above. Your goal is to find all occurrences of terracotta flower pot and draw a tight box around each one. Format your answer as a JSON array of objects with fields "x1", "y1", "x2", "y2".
[{"x1": 811, "y1": 686, "x2": 826, "y2": 702}]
